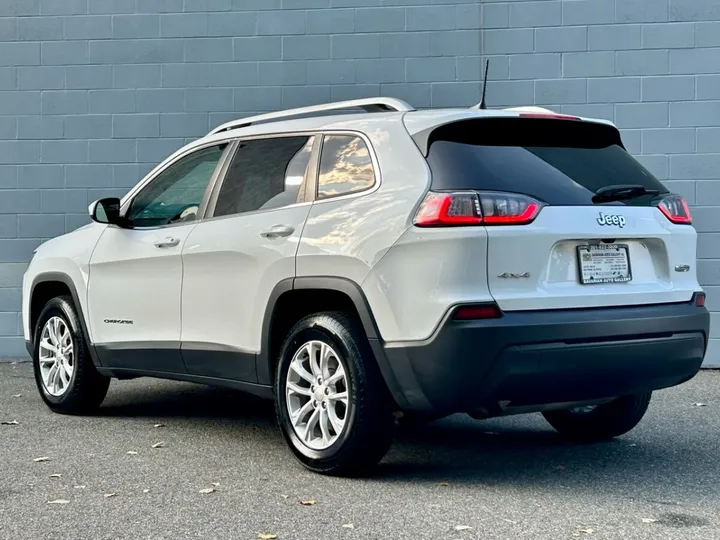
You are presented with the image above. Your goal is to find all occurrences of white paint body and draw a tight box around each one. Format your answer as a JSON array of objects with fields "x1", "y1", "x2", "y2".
[{"x1": 22, "y1": 102, "x2": 703, "y2": 360}]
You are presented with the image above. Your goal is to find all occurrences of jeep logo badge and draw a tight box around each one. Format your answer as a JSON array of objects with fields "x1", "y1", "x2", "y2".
[{"x1": 597, "y1": 212, "x2": 626, "y2": 228}]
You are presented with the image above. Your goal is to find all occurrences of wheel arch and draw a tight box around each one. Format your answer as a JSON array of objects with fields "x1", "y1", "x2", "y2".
[
  {"x1": 257, "y1": 276, "x2": 406, "y2": 407},
  {"x1": 29, "y1": 273, "x2": 101, "y2": 367}
]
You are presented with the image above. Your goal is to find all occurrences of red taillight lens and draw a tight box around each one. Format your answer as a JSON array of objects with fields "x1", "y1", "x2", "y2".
[
  {"x1": 695, "y1": 293, "x2": 706, "y2": 307},
  {"x1": 453, "y1": 304, "x2": 502, "y2": 320},
  {"x1": 413, "y1": 191, "x2": 542, "y2": 227},
  {"x1": 478, "y1": 192, "x2": 542, "y2": 225},
  {"x1": 657, "y1": 194, "x2": 692, "y2": 225},
  {"x1": 412, "y1": 192, "x2": 482, "y2": 226}
]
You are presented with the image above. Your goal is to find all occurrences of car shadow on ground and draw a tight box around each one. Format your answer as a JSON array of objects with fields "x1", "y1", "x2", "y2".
[{"x1": 96, "y1": 382, "x2": 718, "y2": 499}]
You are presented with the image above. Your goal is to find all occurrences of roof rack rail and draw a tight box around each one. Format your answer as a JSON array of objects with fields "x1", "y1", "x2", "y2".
[{"x1": 208, "y1": 97, "x2": 415, "y2": 136}]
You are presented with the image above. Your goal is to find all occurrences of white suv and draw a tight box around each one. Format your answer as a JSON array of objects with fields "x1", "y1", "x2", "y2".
[{"x1": 22, "y1": 97, "x2": 710, "y2": 476}]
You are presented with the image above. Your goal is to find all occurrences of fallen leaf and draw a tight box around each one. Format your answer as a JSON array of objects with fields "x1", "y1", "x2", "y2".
[
  {"x1": 342, "y1": 524, "x2": 354, "y2": 530},
  {"x1": 34, "y1": 456, "x2": 50, "y2": 462},
  {"x1": 693, "y1": 402, "x2": 707, "y2": 407},
  {"x1": 258, "y1": 534, "x2": 277, "y2": 540},
  {"x1": 12, "y1": 394, "x2": 21, "y2": 398},
  {"x1": 151, "y1": 442, "x2": 165, "y2": 449},
  {"x1": 281, "y1": 494, "x2": 289, "y2": 499},
  {"x1": 1, "y1": 420, "x2": 19, "y2": 425},
  {"x1": 104, "y1": 493, "x2": 116, "y2": 498},
  {"x1": 143, "y1": 489, "x2": 150, "y2": 493},
  {"x1": 73, "y1": 485, "x2": 85, "y2": 489},
  {"x1": 126, "y1": 451, "x2": 138, "y2": 455},
  {"x1": 49, "y1": 474, "x2": 62, "y2": 479},
  {"x1": 47, "y1": 499, "x2": 69, "y2": 505},
  {"x1": 483, "y1": 431, "x2": 498, "y2": 436},
  {"x1": 628, "y1": 443, "x2": 637, "y2": 447},
  {"x1": 211, "y1": 482, "x2": 220, "y2": 487},
  {"x1": 153, "y1": 423, "x2": 165, "y2": 428},
  {"x1": 454, "y1": 525, "x2": 472, "y2": 531},
  {"x1": 574, "y1": 528, "x2": 594, "y2": 536},
  {"x1": 299, "y1": 499, "x2": 316, "y2": 506},
  {"x1": 438, "y1": 482, "x2": 450, "y2": 486},
  {"x1": 199, "y1": 488, "x2": 216, "y2": 494},
  {"x1": 642, "y1": 518, "x2": 657, "y2": 524}
]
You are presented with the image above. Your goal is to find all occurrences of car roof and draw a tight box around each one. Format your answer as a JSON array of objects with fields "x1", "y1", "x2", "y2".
[{"x1": 189, "y1": 98, "x2": 618, "y2": 156}]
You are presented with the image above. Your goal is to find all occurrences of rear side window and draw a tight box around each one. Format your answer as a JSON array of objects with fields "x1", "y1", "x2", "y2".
[
  {"x1": 213, "y1": 136, "x2": 313, "y2": 217},
  {"x1": 317, "y1": 135, "x2": 375, "y2": 200},
  {"x1": 426, "y1": 118, "x2": 668, "y2": 206}
]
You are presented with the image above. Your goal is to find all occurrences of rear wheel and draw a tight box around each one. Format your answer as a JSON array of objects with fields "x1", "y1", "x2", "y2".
[
  {"x1": 33, "y1": 296, "x2": 110, "y2": 414},
  {"x1": 542, "y1": 393, "x2": 652, "y2": 441},
  {"x1": 275, "y1": 312, "x2": 395, "y2": 476}
]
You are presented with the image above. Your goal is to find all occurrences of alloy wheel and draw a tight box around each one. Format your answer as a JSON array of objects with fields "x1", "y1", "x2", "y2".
[
  {"x1": 38, "y1": 316, "x2": 74, "y2": 397},
  {"x1": 285, "y1": 340, "x2": 349, "y2": 450}
]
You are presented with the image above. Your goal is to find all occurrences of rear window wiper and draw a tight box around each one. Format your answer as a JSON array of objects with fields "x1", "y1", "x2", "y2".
[{"x1": 592, "y1": 184, "x2": 660, "y2": 204}]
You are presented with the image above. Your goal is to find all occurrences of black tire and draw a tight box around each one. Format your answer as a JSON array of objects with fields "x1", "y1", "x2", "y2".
[
  {"x1": 33, "y1": 296, "x2": 110, "y2": 415},
  {"x1": 275, "y1": 312, "x2": 395, "y2": 476},
  {"x1": 542, "y1": 393, "x2": 652, "y2": 441}
]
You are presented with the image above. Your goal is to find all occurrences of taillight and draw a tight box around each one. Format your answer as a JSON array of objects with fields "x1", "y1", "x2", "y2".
[
  {"x1": 695, "y1": 292, "x2": 706, "y2": 307},
  {"x1": 657, "y1": 194, "x2": 692, "y2": 225},
  {"x1": 453, "y1": 304, "x2": 502, "y2": 320},
  {"x1": 413, "y1": 191, "x2": 542, "y2": 227}
]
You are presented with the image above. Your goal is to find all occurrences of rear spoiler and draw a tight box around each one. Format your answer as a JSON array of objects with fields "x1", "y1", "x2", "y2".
[{"x1": 409, "y1": 113, "x2": 623, "y2": 157}]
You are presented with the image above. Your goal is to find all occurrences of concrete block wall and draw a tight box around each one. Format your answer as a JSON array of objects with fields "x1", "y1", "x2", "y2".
[
  {"x1": 481, "y1": 0, "x2": 720, "y2": 366},
  {"x1": 0, "y1": 0, "x2": 484, "y2": 357},
  {"x1": 0, "y1": 0, "x2": 718, "y2": 366}
]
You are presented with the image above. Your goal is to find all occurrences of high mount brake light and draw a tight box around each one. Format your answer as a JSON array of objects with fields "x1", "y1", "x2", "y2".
[
  {"x1": 413, "y1": 192, "x2": 542, "y2": 227},
  {"x1": 519, "y1": 113, "x2": 580, "y2": 121},
  {"x1": 657, "y1": 194, "x2": 692, "y2": 225}
]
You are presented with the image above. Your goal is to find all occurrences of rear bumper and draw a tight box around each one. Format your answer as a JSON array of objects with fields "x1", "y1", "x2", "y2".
[{"x1": 380, "y1": 300, "x2": 709, "y2": 415}]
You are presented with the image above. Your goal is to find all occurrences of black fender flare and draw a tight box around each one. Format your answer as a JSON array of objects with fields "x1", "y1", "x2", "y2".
[
  {"x1": 255, "y1": 276, "x2": 409, "y2": 409},
  {"x1": 29, "y1": 272, "x2": 102, "y2": 367}
]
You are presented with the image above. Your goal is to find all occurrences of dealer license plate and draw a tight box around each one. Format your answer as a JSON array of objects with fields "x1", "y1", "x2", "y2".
[{"x1": 577, "y1": 244, "x2": 632, "y2": 285}]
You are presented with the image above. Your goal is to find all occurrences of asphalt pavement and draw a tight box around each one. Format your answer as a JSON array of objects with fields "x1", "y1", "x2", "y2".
[{"x1": 2, "y1": 361, "x2": 720, "y2": 540}]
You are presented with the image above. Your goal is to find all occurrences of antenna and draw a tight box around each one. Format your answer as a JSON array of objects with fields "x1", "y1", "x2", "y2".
[{"x1": 478, "y1": 59, "x2": 490, "y2": 110}]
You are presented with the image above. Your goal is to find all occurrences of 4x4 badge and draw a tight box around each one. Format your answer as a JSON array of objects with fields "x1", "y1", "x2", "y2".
[{"x1": 597, "y1": 212, "x2": 626, "y2": 228}]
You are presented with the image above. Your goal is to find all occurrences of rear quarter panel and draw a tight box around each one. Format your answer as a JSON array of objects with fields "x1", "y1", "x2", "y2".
[{"x1": 296, "y1": 120, "x2": 428, "y2": 294}]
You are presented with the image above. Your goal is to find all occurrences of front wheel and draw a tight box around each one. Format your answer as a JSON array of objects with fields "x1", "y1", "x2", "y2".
[
  {"x1": 33, "y1": 296, "x2": 110, "y2": 414},
  {"x1": 542, "y1": 393, "x2": 652, "y2": 441},
  {"x1": 275, "y1": 312, "x2": 395, "y2": 476}
]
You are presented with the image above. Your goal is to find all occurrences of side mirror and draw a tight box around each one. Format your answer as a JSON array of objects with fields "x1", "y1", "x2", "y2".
[{"x1": 89, "y1": 198, "x2": 121, "y2": 225}]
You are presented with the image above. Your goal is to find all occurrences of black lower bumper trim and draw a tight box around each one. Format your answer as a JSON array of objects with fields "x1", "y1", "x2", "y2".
[{"x1": 383, "y1": 302, "x2": 709, "y2": 415}]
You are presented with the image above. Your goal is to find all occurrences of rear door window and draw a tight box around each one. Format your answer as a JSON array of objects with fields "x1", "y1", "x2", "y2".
[
  {"x1": 426, "y1": 118, "x2": 668, "y2": 206},
  {"x1": 212, "y1": 136, "x2": 313, "y2": 218}
]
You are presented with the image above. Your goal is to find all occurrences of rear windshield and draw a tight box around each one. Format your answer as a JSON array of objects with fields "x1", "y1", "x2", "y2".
[{"x1": 425, "y1": 118, "x2": 668, "y2": 206}]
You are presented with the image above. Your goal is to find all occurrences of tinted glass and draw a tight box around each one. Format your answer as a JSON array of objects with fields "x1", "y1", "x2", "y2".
[
  {"x1": 426, "y1": 118, "x2": 668, "y2": 206},
  {"x1": 318, "y1": 135, "x2": 375, "y2": 200},
  {"x1": 126, "y1": 144, "x2": 225, "y2": 227},
  {"x1": 213, "y1": 136, "x2": 312, "y2": 217}
]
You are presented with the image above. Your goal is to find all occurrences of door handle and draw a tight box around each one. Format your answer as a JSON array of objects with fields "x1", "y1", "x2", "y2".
[
  {"x1": 154, "y1": 237, "x2": 180, "y2": 248},
  {"x1": 260, "y1": 225, "x2": 295, "y2": 239}
]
